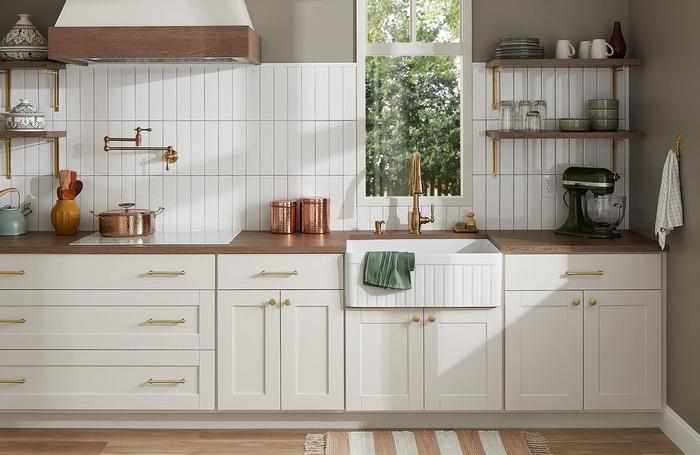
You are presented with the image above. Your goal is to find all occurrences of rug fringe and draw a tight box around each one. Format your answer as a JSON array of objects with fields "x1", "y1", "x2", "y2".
[
  {"x1": 522, "y1": 431, "x2": 552, "y2": 455},
  {"x1": 304, "y1": 433, "x2": 328, "y2": 455}
]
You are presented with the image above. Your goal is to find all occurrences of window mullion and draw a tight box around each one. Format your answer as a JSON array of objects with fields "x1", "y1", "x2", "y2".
[{"x1": 410, "y1": 0, "x2": 417, "y2": 43}]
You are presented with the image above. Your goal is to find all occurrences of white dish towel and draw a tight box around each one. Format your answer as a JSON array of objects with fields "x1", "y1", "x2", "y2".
[{"x1": 655, "y1": 150, "x2": 683, "y2": 249}]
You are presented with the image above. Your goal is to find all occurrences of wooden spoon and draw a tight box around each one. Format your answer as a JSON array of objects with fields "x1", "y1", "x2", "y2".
[
  {"x1": 69, "y1": 180, "x2": 83, "y2": 197},
  {"x1": 61, "y1": 188, "x2": 77, "y2": 200},
  {"x1": 58, "y1": 170, "x2": 71, "y2": 189},
  {"x1": 57, "y1": 187, "x2": 63, "y2": 200}
]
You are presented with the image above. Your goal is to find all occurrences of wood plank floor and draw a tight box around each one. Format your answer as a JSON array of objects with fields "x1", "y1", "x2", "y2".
[{"x1": 0, "y1": 428, "x2": 682, "y2": 455}]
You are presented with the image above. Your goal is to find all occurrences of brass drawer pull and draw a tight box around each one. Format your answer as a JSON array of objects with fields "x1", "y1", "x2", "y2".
[
  {"x1": 268, "y1": 299, "x2": 277, "y2": 306},
  {"x1": 572, "y1": 298, "x2": 581, "y2": 306},
  {"x1": 0, "y1": 270, "x2": 25, "y2": 276},
  {"x1": 147, "y1": 318, "x2": 185, "y2": 325},
  {"x1": 147, "y1": 378, "x2": 185, "y2": 385},
  {"x1": 260, "y1": 270, "x2": 298, "y2": 277},
  {"x1": 411, "y1": 315, "x2": 421, "y2": 323},
  {"x1": 564, "y1": 271, "x2": 604, "y2": 277},
  {"x1": 146, "y1": 271, "x2": 186, "y2": 277},
  {"x1": 589, "y1": 298, "x2": 598, "y2": 306},
  {"x1": 283, "y1": 299, "x2": 291, "y2": 306},
  {"x1": 0, "y1": 378, "x2": 25, "y2": 384},
  {"x1": 427, "y1": 315, "x2": 436, "y2": 323},
  {"x1": 0, "y1": 318, "x2": 26, "y2": 324}
]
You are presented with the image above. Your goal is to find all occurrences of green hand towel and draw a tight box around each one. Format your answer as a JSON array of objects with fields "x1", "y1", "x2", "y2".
[{"x1": 363, "y1": 251, "x2": 416, "y2": 290}]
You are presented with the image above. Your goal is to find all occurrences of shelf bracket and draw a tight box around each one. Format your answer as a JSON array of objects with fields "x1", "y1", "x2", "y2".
[
  {"x1": 611, "y1": 139, "x2": 617, "y2": 173},
  {"x1": 491, "y1": 67, "x2": 501, "y2": 110},
  {"x1": 0, "y1": 70, "x2": 9, "y2": 113},
  {"x1": 491, "y1": 138, "x2": 500, "y2": 177},
  {"x1": 611, "y1": 66, "x2": 626, "y2": 100},
  {"x1": 2, "y1": 138, "x2": 10, "y2": 180},
  {"x1": 44, "y1": 69, "x2": 60, "y2": 113},
  {"x1": 49, "y1": 137, "x2": 60, "y2": 178}
]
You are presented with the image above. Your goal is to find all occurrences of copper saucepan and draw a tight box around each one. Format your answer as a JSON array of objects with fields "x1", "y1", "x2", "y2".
[{"x1": 90, "y1": 203, "x2": 164, "y2": 237}]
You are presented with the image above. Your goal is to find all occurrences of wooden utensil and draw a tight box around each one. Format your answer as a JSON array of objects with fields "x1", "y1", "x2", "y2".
[
  {"x1": 61, "y1": 188, "x2": 77, "y2": 200},
  {"x1": 69, "y1": 180, "x2": 83, "y2": 197},
  {"x1": 57, "y1": 187, "x2": 63, "y2": 201},
  {"x1": 59, "y1": 170, "x2": 71, "y2": 189}
]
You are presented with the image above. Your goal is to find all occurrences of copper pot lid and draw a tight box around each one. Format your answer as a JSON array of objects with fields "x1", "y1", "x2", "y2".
[
  {"x1": 300, "y1": 196, "x2": 329, "y2": 203},
  {"x1": 271, "y1": 200, "x2": 297, "y2": 207},
  {"x1": 98, "y1": 203, "x2": 156, "y2": 217}
]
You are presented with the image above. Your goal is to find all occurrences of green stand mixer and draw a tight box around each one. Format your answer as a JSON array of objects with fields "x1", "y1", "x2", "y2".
[{"x1": 556, "y1": 167, "x2": 625, "y2": 239}]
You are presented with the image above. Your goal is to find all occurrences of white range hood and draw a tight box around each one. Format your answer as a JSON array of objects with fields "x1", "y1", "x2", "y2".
[{"x1": 49, "y1": 0, "x2": 260, "y2": 64}]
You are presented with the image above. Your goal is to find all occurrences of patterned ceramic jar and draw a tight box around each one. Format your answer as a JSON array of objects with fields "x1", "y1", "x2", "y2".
[
  {"x1": 4, "y1": 99, "x2": 45, "y2": 130},
  {"x1": 0, "y1": 14, "x2": 48, "y2": 61}
]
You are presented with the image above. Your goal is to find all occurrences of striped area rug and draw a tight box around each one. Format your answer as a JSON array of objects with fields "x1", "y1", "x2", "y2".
[{"x1": 305, "y1": 430, "x2": 551, "y2": 455}]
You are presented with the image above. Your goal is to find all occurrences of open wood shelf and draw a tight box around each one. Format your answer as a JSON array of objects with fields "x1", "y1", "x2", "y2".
[
  {"x1": 0, "y1": 61, "x2": 66, "y2": 70},
  {"x1": 486, "y1": 130, "x2": 642, "y2": 140},
  {"x1": 486, "y1": 58, "x2": 641, "y2": 69},
  {"x1": 0, "y1": 130, "x2": 66, "y2": 139}
]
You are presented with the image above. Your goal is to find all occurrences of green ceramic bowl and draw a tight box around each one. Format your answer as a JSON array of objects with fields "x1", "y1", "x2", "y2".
[
  {"x1": 590, "y1": 119, "x2": 619, "y2": 131},
  {"x1": 587, "y1": 99, "x2": 619, "y2": 110},
  {"x1": 588, "y1": 108, "x2": 619, "y2": 120},
  {"x1": 559, "y1": 118, "x2": 590, "y2": 132}
]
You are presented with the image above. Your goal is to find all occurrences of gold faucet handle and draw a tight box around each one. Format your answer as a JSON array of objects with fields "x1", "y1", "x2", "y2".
[
  {"x1": 374, "y1": 220, "x2": 385, "y2": 234},
  {"x1": 429, "y1": 204, "x2": 435, "y2": 222}
]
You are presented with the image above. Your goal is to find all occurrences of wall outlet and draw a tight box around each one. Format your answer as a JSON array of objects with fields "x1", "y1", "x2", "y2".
[{"x1": 542, "y1": 175, "x2": 556, "y2": 198}]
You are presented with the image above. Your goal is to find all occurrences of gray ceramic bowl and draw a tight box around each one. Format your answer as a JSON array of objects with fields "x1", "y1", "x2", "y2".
[
  {"x1": 587, "y1": 99, "x2": 619, "y2": 110},
  {"x1": 588, "y1": 108, "x2": 619, "y2": 120},
  {"x1": 590, "y1": 118, "x2": 619, "y2": 131},
  {"x1": 559, "y1": 118, "x2": 590, "y2": 132}
]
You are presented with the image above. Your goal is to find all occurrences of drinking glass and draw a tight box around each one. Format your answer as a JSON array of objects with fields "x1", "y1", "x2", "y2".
[{"x1": 499, "y1": 101, "x2": 515, "y2": 131}]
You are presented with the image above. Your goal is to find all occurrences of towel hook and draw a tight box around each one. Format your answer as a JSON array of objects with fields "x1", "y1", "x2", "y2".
[{"x1": 675, "y1": 135, "x2": 684, "y2": 156}]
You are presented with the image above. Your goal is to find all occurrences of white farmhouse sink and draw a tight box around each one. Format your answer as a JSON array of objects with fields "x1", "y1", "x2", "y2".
[{"x1": 345, "y1": 238, "x2": 502, "y2": 308}]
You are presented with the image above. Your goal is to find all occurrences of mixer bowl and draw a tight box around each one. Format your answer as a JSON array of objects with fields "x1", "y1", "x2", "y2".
[{"x1": 586, "y1": 195, "x2": 626, "y2": 230}]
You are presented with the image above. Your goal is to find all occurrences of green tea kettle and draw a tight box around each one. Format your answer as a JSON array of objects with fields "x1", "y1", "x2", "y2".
[{"x1": 0, "y1": 188, "x2": 32, "y2": 236}]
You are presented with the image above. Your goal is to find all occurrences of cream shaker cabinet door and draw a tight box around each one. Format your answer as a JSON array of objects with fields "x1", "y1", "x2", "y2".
[
  {"x1": 424, "y1": 308, "x2": 503, "y2": 411},
  {"x1": 346, "y1": 310, "x2": 424, "y2": 411},
  {"x1": 280, "y1": 290, "x2": 344, "y2": 410},
  {"x1": 584, "y1": 290, "x2": 662, "y2": 410},
  {"x1": 217, "y1": 290, "x2": 281, "y2": 410},
  {"x1": 505, "y1": 291, "x2": 584, "y2": 411}
]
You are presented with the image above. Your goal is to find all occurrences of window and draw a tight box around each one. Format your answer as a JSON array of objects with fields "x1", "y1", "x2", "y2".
[{"x1": 358, "y1": 0, "x2": 471, "y2": 203}]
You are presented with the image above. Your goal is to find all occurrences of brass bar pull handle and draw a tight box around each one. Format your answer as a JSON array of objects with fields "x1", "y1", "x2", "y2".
[
  {"x1": 565, "y1": 271, "x2": 604, "y2": 277},
  {"x1": 0, "y1": 318, "x2": 26, "y2": 324},
  {"x1": 0, "y1": 378, "x2": 25, "y2": 384},
  {"x1": 0, "y1": 270, "x2": 25, "y2": 276},
  {"x1": 146, "y1": 378, "x2": 185, "y2": 385},
  {"x1": 259, "y1": 270, "x2": 298, "y2": 277},
  {"x1": 147, "y1": 318, "x2": 185, "y2": 325},
  {"x1": 146, "y1": 271, "x2": 186, "y2": 277}
]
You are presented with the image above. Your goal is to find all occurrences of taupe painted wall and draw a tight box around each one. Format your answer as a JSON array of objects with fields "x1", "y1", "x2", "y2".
[
  {"x1": 1, "y1": 0, "x2": 627, "y2": 62},
  {"x1": 629, "y1": 0, "x2": 700, "y2": 432}
]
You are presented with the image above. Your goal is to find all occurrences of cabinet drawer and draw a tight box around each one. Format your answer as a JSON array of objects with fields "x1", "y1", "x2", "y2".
[
  {"x1": 505, "y1": 254, "x2": 662, "y2": 290},
  {"x1": 0, "y1": 255, "x2": 215, "y2": 290},
  {"x1": 0, "y1": 350, "x2": 214, "y2": 410},
  {"x1": 0, "y1": 290, "x2": 214, "y2": 350},
  {"x1": 218, "y1": 254, "x2": 343, "y2": 289}
]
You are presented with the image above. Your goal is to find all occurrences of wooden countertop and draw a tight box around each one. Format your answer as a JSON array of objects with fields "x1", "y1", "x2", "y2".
[{"x1": 0, "y1": 230, "x2": 659, "y2": 255}]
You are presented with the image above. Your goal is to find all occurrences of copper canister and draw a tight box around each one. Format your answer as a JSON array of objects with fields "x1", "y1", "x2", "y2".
[
  {"x1": 300, "y1": 197, "x2": 330, "y2": 234},
  {"x1": 270, "y1": 200, "x2": 297, "y2": 234}
]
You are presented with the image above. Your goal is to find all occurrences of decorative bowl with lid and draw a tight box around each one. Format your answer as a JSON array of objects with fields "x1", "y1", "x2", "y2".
[
  {"x1": 0, "y1": 14, "x2": 48, "y2": 61},
  {"x1": 4, "y1": 99, "x2": 45, "y2": 130}
]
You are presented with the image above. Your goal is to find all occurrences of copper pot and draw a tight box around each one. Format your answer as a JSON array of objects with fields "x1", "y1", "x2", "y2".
[{"x1": 90, "y1": 203, "x2": 164, "y2": 237}]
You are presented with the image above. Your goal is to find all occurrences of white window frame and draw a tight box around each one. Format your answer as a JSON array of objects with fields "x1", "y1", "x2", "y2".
[{"x1": 356, "y1": 0, "x2": 472, "y2": 207}]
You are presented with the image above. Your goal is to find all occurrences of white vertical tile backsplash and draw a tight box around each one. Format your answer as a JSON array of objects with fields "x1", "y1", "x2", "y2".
[{"x1": 0, "y1": 62, "x2": 630, "y2": 232}]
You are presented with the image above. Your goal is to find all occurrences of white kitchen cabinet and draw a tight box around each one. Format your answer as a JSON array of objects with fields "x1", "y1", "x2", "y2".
[
  {"x1": 504, "y1": 254, "x2": 664, "y2": 412},
  {"x1": 584, "y1": 290, "x2": 662, "y2": 410},
  {"x1": 505, "y1": 291, "x2": 584, "y2": 410},
  {"x1": 425, "y1": 309, "x2": 503, "y2": 411},
  {"x1": 217, "y1": 290, "x2": 281, "y2": 410},
  {"x1": 346, "y1": 308, "x2": 502, "y2": 411},
  {"x1": 218, "y1": 289, "x2": 344, "y2": 411}
]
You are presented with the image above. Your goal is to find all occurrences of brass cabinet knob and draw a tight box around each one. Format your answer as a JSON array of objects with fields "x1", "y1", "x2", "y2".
[
  {"x1": 411, "y1": 315, "x2": 421, "y2": 323},
  {"x1": 589, "y1": 298, "x2": 598, "y2": 306},
  {"x1": 572, "y1": 298, "x2": 581, "y2": 306},
  {"x1": 427, "y1": 315, "x2": 436, "y2": 323},
  {"x1": 283, "y1": 299, "x2": 291, "y2": 306},
  {"x1": 268, "y1": 299, "x2": 277, "y2": 306}
]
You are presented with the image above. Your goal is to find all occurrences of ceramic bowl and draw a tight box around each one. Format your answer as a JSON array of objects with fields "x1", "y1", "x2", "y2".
[
  {"x1": 587, "y1": 99, "x2": 619, "y2": 110},
  {"x1": 590, "y1": 118, "x2": 619, "y2": 131},
  {"x1": 4, "y1": 99, "x2": 45, "y2": 130},
  {"x1": 588, "y1": 108, "x2": 619, "y2": 120},
  {"x1": 559, "y1": 118, "x2": 590, "y2": 132}
]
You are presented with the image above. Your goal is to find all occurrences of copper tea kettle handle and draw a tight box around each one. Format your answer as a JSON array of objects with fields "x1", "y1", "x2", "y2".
[{"x1": 0, "y1": 188, "x2": 18, "y2": 199}]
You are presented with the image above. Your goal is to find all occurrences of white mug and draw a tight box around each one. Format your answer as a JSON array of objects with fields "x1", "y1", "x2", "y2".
[
  {"x1": 591, "y1": 39, "x2": 614, "y2": 59},
  {"x1": 556, "y1": 40, "x2": 576, "y2": 59},
  {"x1": 579, "y1": 41, "x2": 592, "y2": 59}
]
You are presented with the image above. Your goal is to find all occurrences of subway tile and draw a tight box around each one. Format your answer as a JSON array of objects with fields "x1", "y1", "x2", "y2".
[{"x1": 205, "y1": 66, "x2": 221, "y2": 121}]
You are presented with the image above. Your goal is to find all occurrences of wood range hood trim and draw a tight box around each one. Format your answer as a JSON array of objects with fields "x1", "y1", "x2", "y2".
[{"x1": 48, "y1": 26, "x2": 261, "y2": 65}]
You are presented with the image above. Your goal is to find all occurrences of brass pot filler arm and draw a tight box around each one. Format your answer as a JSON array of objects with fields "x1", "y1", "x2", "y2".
[{"x1": 103, "y1": 127, "x2": 179, "y2": 171}]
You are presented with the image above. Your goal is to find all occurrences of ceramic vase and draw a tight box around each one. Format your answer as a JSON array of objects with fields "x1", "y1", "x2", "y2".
[
  {"x1": 0, "y1": 14, "x2": 48, "y2": 61},
  {"x1": 609, "y1": 21, "x2": 627, "y2": 59},
  {"x1": 51, "y1": 200, "x2": 81, "y2": 235}
]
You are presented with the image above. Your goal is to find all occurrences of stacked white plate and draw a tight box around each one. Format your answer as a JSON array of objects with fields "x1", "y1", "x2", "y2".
[{"x1": 493, "y1": 37, "x2": 544, "y2": 59}]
